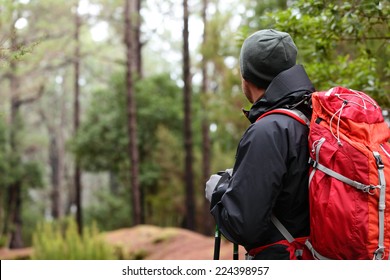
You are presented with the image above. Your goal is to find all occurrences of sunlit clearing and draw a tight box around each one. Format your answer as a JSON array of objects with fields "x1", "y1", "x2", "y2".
[
  {"x1": 210, "y1": 123, "x2": 218, "y2": 133},
  {"x1": 91, "y1": 21, "x2": 109, "y2": 42},
  {"x1": 55, "y1": 76, "x2": 63, "y2": 85},
  {"x1": 78, "y1": 0, "x2": 101, "y2": 16},
  {"x1": 78, "y1": 78, "x2": 86, "y2": 87},
  {"x1": 192, "y1": 73, "x2": 202, "y2": 86},
  {"x1": 224, "y1": 56, "x2": 237, "y2": 69},
  {"x1": 15, "y1": 18, "x2": 28, "y2": 29}
]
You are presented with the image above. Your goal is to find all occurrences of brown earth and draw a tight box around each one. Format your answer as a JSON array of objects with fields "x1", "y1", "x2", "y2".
[{"x1": 0, "y1": 225, "x2": 246, "y2": 260}]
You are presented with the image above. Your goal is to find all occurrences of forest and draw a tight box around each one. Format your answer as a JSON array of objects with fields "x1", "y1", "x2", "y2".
[{"x1": 0, "y1": 0, "x2": 389, "y2": 259}]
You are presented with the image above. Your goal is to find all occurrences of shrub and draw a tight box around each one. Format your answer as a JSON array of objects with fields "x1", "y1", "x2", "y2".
[{"x1": 32, "y1": 217, "x2": 115, "y2": 260}]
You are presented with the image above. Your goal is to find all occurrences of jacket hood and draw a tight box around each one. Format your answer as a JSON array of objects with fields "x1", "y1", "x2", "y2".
[{"x1": 244, "y1": 65, "x2": 315, "y2": 123}]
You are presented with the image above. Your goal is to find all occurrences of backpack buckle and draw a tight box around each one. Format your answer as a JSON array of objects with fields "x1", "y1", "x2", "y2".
[
  {"x1": 308, "y1": 158, "x2": 318, "y2": 168},
  {"x1": 373, "y1": 152, "x2": 384, "y2": 169}
]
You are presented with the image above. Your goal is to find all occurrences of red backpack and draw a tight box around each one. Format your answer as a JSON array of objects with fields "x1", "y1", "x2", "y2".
[{"x1": 257, "y1": 87, "x2": 390, "y2": 260}]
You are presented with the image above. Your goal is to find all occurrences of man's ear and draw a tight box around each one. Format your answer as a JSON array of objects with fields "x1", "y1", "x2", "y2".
[{"x1": 242, "y1": 78, "x2": 266, "y2": 103}]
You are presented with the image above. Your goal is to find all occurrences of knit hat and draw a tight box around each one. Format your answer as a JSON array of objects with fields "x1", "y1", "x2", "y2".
[{"x1": 239, "y1": 29, "x2": 297, "y2": 89}]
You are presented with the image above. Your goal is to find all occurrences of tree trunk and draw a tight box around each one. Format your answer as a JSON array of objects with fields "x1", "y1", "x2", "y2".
[
  {"x1": 182, "y1": 0, "x2": 196, "y2": 230},
  {"x1": 7, "y1": 82, "x2": 23, "y2": 249},
  {"x1": 4, "y1": 4, "x2": 46, "y2": 247},
  {"x1": 124, "y1": 0, "x2": 142, "y2": 226},
  {"x1": 134, "y1": 0, "x2": 142, "y2": 78},
  {"x1": 6, "y1": 20, "x2": 24, "y2": 248},
  {"x1": 201, "y1": 0, "x2": 213, "y2": 236},
  {"x1": 40, "y1": 107, "x2": 63, "y2": 220},
  {"x1": 49, "y1": 135, "x2": 61, "y2": 219},
  {"x1": 8, "y1": 182, "x2": 23, "y2": 249},
  {"x1": 74, "y1": 2, "x2": 83, "y2": 234}
]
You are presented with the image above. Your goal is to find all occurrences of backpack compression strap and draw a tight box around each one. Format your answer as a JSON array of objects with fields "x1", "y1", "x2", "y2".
[
  {"x1": 256, "y1": 108, "x2": 310, "y2": 126},
  {"x1": 271, "y1": 214, "x2": 329, "y2": 260}
]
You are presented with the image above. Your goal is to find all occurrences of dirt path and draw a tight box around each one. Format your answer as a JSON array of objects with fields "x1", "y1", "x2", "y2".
[
  {"x1": 105, "y1": 225, "x2": 246, "y2": 260},
  {"x1": 0, "y1": 225, "x2": 246, "y2": 260}
]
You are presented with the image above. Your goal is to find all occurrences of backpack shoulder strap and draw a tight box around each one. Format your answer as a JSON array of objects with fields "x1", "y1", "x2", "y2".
[
  {"x1": 270, "y1": 214, "x2": 295, "y2": 243},
  {"x1": 256, "y1": 108, "x2": 310, "y2": 127}
]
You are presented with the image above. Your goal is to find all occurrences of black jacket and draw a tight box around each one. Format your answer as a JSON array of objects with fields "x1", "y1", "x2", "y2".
[{"x1": 210, "y1": 65, "x2": 315, "y2": 259}]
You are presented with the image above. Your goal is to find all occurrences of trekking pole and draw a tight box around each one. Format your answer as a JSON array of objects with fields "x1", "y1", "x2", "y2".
[
  {"x1": 213, "y1": 225, "x2": 221, "y2": 260},
  {"x1": 233, "y1": 243, "x2": 239, "y2": 260}
]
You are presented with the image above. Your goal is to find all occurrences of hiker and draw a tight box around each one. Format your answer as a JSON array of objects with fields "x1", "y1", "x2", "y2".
[{"x1": 205, "y1": 29, "x2": 315, "y2": 260}]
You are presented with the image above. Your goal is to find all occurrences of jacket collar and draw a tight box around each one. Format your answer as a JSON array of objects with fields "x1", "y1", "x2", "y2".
[{"x1": 243, "y1": 65, "x2": 315, "y2": 123}]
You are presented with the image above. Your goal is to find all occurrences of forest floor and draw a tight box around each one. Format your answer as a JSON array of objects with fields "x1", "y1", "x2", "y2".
[{"x1": 0, "y1": 224, "x2": 246, "y2": 260}]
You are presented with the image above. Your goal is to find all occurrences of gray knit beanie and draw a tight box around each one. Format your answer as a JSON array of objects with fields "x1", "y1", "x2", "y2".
[{"x1": 239, "y1": 29, "x2": 297, "y2": 89}]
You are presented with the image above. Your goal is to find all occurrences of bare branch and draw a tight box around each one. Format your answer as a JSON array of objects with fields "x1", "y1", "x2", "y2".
[{"x1": 15, "y1": 83, "x2": 45, "y2": 107}]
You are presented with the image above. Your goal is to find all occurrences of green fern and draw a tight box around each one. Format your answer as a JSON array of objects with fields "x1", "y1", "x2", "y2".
[{"x1": 32, "y1": 217, "x2": 115, "y2": 260}]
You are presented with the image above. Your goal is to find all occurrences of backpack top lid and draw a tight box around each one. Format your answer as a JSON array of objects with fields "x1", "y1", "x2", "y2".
[{"x1": 312, "y1": 86, "x2": 390, "y2": 144}]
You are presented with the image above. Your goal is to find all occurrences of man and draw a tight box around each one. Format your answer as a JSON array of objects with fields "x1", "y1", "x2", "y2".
[{"x1": 205, "y1": 29, "x2": 315, "y2": 259}]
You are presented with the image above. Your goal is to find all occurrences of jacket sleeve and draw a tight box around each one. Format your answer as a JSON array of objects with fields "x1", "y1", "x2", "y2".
[{"x1": 210, "y1": 117, "x2": 289, "y2": 248}]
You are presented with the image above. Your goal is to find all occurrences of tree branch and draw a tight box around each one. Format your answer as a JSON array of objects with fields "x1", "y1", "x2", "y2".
[{"x1": 15, "y1": 84, "x2": 45, "y2": 108}]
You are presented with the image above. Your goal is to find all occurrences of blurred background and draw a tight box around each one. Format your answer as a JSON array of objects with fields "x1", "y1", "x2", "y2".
[{"x1": 0, "y1": 0, "x2": 389, "y2": 259}]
